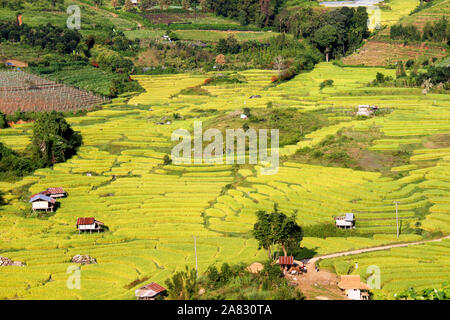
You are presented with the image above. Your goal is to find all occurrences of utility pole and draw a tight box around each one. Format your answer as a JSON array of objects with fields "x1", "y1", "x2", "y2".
[
  {"x1": 394, "y1": 201, "x2": 399, "y2": 239},
  {"x1": 193, "y1": 236, "x2": 198, "y2": 279}
]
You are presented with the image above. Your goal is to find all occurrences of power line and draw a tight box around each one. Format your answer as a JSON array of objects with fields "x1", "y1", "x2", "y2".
[
  {"x1": 193, "y1": 236, "x2": 198, "y2": 279},
  {"x1": 394, "y1": 201, "x2": 400, "y2": 239}
]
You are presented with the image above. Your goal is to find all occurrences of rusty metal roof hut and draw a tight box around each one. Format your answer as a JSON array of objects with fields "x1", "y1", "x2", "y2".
[
  {"x1": 135, "y1": 282, "x2": 167, "y2": 300},
  {"x1": 76, "y1": 217, "x2": 105, "y2": 234},
  {"x1": 277, "y1": 256, "x2": 294, "y2": 266},
  {"x1": 45, "y1": 187, "x2": 68, "y2": 199}
]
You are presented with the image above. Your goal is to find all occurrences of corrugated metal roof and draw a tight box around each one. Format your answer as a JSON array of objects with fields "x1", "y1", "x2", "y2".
[
  {"x1": 46, "y1": 187, "x2": 66, "y2": 195},
  {"x1": 76, "y1": 218, "x2": 104, "y2": 226},
  {"x1": 29, "y1": 194, "x2": 56, "y2": 204},
  {"x1": 135, "y1": 282, "x2": 166, "y2": 298},
  {"x1": 278, "y1": 256, "x2": 294, "y2": 265},
  {"x1": 76, "y1": 217, "x2": 95, "y2": 225},
  {"x1": 30, "y1": 190, "x2": 50, "y2": 198}
]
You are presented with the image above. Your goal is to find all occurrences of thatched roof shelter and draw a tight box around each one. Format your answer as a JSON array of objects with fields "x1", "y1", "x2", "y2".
[
  {"x1": 247, "y1": 262, "x2": 264, "y2": 274},
  {"x1": 338, "y1": 275, "x2": 370, "y2": 290}
]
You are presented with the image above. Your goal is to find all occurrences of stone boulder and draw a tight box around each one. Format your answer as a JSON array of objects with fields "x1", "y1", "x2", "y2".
[{"x1": 0, "y1": 256, "x2": 25, "y2": 266}]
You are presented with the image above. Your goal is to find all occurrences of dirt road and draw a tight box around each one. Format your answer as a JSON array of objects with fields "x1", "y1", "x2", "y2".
[{"x1": 293, "y1": 235, "x2": 450, "y2": 300}]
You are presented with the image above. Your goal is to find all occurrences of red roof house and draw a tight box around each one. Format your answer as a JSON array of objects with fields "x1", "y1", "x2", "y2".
[
  {"x1": 135, "y1": 282, "x2": 167, "y2": 300},
  {"x1": 278, "y1": 256, "x2": 294, "y2": 266},
  {"x1": 76, "y1": 217, "x2": 105, "y2": 233},
  {"x1": 46, "y1": 188, "x2": 68, "y2": 198}
]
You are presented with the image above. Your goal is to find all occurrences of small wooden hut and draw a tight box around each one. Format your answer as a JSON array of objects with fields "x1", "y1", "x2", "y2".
[
  {"x1": 338, "y1": 275, "x2": 370, "y2": 300},
  {"x1": 135, "y1": 282, "x2": 167, "y2": 300},
  {"x1": 277, "y1": 256, "x2": 294, "y2": 274},
  {"x1": 335, "y1": 213, "x2": 355, "y2": 229},
  {"x1": 76, "y1": 217, "x2": 105, "y2": 234},
  {"x1": 29, "y1": 194, "x2": 56, "y2": 212},
  {"x1": 45, "y1": 187, "x2": 68, "y2": 199}
]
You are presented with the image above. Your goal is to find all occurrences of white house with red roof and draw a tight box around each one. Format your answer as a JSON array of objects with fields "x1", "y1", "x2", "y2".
[{"x1": 76, "y1": 217, "x2": 105, "y2": 233}]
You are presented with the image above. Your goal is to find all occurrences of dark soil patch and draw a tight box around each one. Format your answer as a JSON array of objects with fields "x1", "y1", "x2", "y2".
[{"x1": 423, "y1": 134, "x2": 450, "y2": 149}]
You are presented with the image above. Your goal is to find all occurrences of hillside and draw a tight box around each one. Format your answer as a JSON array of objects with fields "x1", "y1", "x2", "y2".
[
  {"x1": 0, "y1": 62, "x2": 449, "y2": 299},
  {"x1": 0, "y1": 0, "x2": 449, "y2": 301},
  {"x1": 343, "y1": 0, "x2": 450, "y2": 66}
]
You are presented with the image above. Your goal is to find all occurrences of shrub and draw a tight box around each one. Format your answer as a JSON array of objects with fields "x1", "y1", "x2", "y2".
[
  {"x1": 319, "y1": 79, "x2": 334, "y2": 90},
  {"x1": 0, "y1": 112, "x2": 8, "y2": 128}
]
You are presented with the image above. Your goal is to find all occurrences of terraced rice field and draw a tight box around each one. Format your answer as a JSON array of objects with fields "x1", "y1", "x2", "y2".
[
  {"x1": 343, "y1": 0, "x2": 450, "y2": 66},
  {"x1": 320, "y1": 238, "x2": 450, "y2": 299},
  {"x1": 319, "y1": 0, "x2": 420, "y2": 28},
  {"x1": 0, "y1": 62, "x2": 448, "y2": 299}
]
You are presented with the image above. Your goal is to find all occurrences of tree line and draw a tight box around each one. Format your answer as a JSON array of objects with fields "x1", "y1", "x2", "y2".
[
  {"x1": 370, "y1": 60, "x2": 449, "y2": 91},
  {"x1": 0, "y1": 0, "x2": 64, "y2": 10},
  {"x1": 0, "y1": 22, "x2": 82, "y2": 54},
  {"x1": 204, "y1": 0, "x2": 284, "y2": 28},
  {"x1": 390, "y1": 17, "x2": 449, "y2": 44}
]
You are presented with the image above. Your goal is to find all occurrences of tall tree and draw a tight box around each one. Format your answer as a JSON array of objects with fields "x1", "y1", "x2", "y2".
[
  {"x1": 313, "y1": 24, "x2": 338, "y2": 62},
  {"x1": 199, "y1": 0, "x2": 207, "y2": 12},
  {"x1": 253, "y1": 206, "x2": 303, "y2": 258},
  {"x1": 140, "y1": 0, "x2": 156, "y2": 11},
  {"x1": 31, "y1": 111, "x2": 82, "y2": 167},
  {"x1": 93, "y1": 0, "x2": 103, "y2": 7},
  {"x1": 0, "y1": 112, "x2": 7, "y2": 129},
  {"x1": 165, "y1": 266, "x2": 198, "y2": 300},
  {"x1": 271, "y1": 210, "x2": 303, "y2": 256},
  {"x1": 124, "y1": 0, "x2": 133, "y2": 11},
  {"x1": 182, "y1": 0, "x2": 190, "y2": 10},
  {"x1": 253, "y1": 210, "x2": 275, "y2": 259}
]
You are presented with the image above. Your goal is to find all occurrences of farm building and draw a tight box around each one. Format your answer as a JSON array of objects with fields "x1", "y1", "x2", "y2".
[
  {"x1": 335, "y1": 213, "x2": 355, "y2": 229},
  {"x1": 356, "y1": 105, "x2": 378, "y2": 116},
  {"x1": 135, "y1": 282, "x2": 167, "y2": 300},
  {"x1": 338, "y1": 275, "x2": 370, "y2": 300},
  {"x1": 29, "y1": 194, "x2": 56, "y2": 212},
  {"x1": 76, "y1": 217, "x2": 105, "y2": 233},
  {"x1": 277, "y1": 256, "x2": 294, "y2": 273},
  {"x1": 31, "y1": 188, "x2": 67, "y2": 199},
  {"x1": 45, "y1": 187, "x2": 68, "y2": 199}
]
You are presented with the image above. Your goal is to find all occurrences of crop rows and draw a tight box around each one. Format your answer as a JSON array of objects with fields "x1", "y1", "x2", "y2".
[{"x1": 0, "y1": 71, "x2": 107, "y2": 114}]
